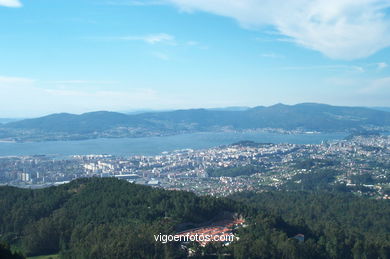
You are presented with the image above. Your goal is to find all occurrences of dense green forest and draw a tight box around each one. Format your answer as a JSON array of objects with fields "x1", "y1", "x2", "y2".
[
  {"x1": 1, "y1": 178, "x2": 390, "y2": 258},
  {"x1": 0, "y1": 243, "x2": 24, "y2": 259},
  {"x1": 0, "y1": 178, "x2": 240, "y2": 258},
  {"x1": 230, "y1": 191, "x2": 390, "y2": 259}
]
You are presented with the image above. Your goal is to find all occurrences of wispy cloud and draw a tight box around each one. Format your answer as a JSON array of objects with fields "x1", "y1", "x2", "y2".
[
  {"x1": 0, "y1": 76, "x2": 162, "y2": 116},
  {"x1": 94, "y1": 33, "x2": 175, "y2": 45},
  {"x1": 260, "y1": 52, "x2": 284, "y2": 59},
  {"x1": 185, "y1": 40, "x2": 208, "y2": 49},
  {"x1": 88, "y1": 33, "x2": 206, "y2": 50},
  {"x1": 281, "y1": 65, "x2": 364, "y2": 73},
  {"x1": 44, "y1": 88, "x2": 157, "y2": 99},
  {"x1": 49, "y1": 80, "x2": 118, "y2": 85},
  {"x1": 186, "y1": 41, "x2": 199, "y2": 46},
  {"x1": 151, "y1": 52, "x2": 170, "y2": 60},
  {"x1": 105, "y1": 0, "x2": 164, "y2": 6},
  {"x1": 377, "y1": 62, "x2": 388, "y2": 70},
  {"x1": 359, "y1": 77, "x2": 390, "y2": 94},
  {"x1": 0, "y1": 75, "x2": 34, "y2": 85},
  {"x1": 326, "y1": 77, "x2": 361, "y2": 87},
  {"x1": 0, "y1": 0, "x2": 22, "y2": 7},
  {"x1": 164, "y1": 0, "x2": 390, "y2": 60}
]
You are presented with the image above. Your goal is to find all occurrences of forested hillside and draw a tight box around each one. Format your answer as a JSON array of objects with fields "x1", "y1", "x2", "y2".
[
  {"x1": 0, "y1": 178, "x2": 389, "y2": 258},
  {"x1": 230, "y1": 191, "x2": 390, "y2": 258},
  {"x1": 0, "y1": 178, "x2": 241, "y2": 258}
]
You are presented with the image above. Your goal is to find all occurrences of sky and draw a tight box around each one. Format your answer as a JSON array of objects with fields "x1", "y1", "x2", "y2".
[{"x1": 0, "y1": 0, "x2": 390, "y2": 117}]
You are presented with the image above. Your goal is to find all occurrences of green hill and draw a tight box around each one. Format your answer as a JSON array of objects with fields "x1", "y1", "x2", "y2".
[
  {"x1": 0, "y1": 178, "x2": 240, "y2": 258},
  {"x1": 1, "y1": 178, "x2": 390, "y2": 258}
]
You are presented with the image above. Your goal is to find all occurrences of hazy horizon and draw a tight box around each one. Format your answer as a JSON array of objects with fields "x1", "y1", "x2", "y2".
[{"x1": 0, "y1": 102, "x2": 389, "y2": 119}]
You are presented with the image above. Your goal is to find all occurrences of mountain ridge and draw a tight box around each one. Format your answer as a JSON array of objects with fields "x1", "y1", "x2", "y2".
[{"x1": 1, "y1": 103, "x2": 390, "y2": 141}]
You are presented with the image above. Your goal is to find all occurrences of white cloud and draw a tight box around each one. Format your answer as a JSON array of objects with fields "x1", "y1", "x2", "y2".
[
  {"x1": 49, "y1": 80, "x2": 118, "y2": 85},
  {"x1": 0, "y1": 75, "x2": 34, "y2": 85},
  {"x1": 105, "y1": 0, "x2": 163, "y2": 6},
  {"x1": 377, "y1": 62, "x2": 388, "y2": 70},
  {"x1": 115, "y1": 33, "x2": 175, "y2": 44},
  {"x1": 281, "y1": 65, "x2": 364, "y2": 72},
  {"x1": 353, "y1": 66, "x2": 365, "y2": 73},
  {"x1": 151, "y1": 52, "x2": 170, "y2": 60},
  {"x1": 186, "y1": 41, "x2": 199, "y2": 46},
  {"x1": 185, "y1": 40, "x2": 209, "y2": 49},
  {"x1": 164, "y1": 0, "x2": 390, "y2": 60},
  {"x1": 0, "y1": 0, "x2": 22, "y2": 7},
  {"x1": 261, "y1": 52, "x2": 284, "y2": 59}
]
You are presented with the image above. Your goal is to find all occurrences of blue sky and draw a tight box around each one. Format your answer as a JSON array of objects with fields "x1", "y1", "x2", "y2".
[{"x1": 0, "y1": 0, "x2": 390, "y2": 117}]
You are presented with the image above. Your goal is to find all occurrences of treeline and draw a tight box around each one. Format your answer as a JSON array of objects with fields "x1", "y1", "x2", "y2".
[
  {"x1": 0, "y1": 178, "x2": 242, "y2": 258},
  {"x1": 283, "y1": 169, "x2": 341, "y2": 191},
  {"x1": 1, "y1": 178, "x2": 390, "y2": 258},
  {"x1": 0, "y1": 243, "x2": 24, "y2": 259},
  {"x1": 229, "y1": 191, "x2": 390, "y2": 259}
]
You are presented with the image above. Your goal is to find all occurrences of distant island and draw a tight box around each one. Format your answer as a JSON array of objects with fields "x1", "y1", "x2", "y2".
[{"x1": 1, "y1": 103, "x2": 390, "y2": 142}]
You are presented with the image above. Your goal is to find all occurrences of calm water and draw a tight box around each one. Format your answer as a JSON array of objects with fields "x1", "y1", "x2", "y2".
[{"x1": 0, "y1": 132, "x2": 347, "y2": 157}]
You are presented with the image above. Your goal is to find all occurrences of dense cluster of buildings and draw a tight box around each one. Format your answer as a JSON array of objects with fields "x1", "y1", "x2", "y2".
[
  {"x1": 0, "y1": 135, "x2": 389, "y2": 198},
  {"x1": 176, "y1": 218, "x2": 245, "y2": 247}
]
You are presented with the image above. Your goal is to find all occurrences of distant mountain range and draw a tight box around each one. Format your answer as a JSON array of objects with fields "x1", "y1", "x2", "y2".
[
  {"x1": 1, "y1": 103, "x2": 390, "y2": 141},
  {"x1": 371, "y1": 107, "x2": 390, "y2": 113}
]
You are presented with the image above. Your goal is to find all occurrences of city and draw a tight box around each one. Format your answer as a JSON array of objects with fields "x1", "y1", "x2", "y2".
[{"x1": 1, "y1": 134, "x2": 389, "y2": 199}]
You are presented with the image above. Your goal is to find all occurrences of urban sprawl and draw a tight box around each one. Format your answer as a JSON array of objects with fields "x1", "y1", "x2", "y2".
[{"x1": 1, "y1": 135, "x2": 390, "y2": 199}]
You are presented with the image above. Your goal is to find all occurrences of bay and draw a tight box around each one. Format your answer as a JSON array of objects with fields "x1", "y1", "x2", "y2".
[{"x1": 0, "y1": 131, "x2": 347, "y2": 157}]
